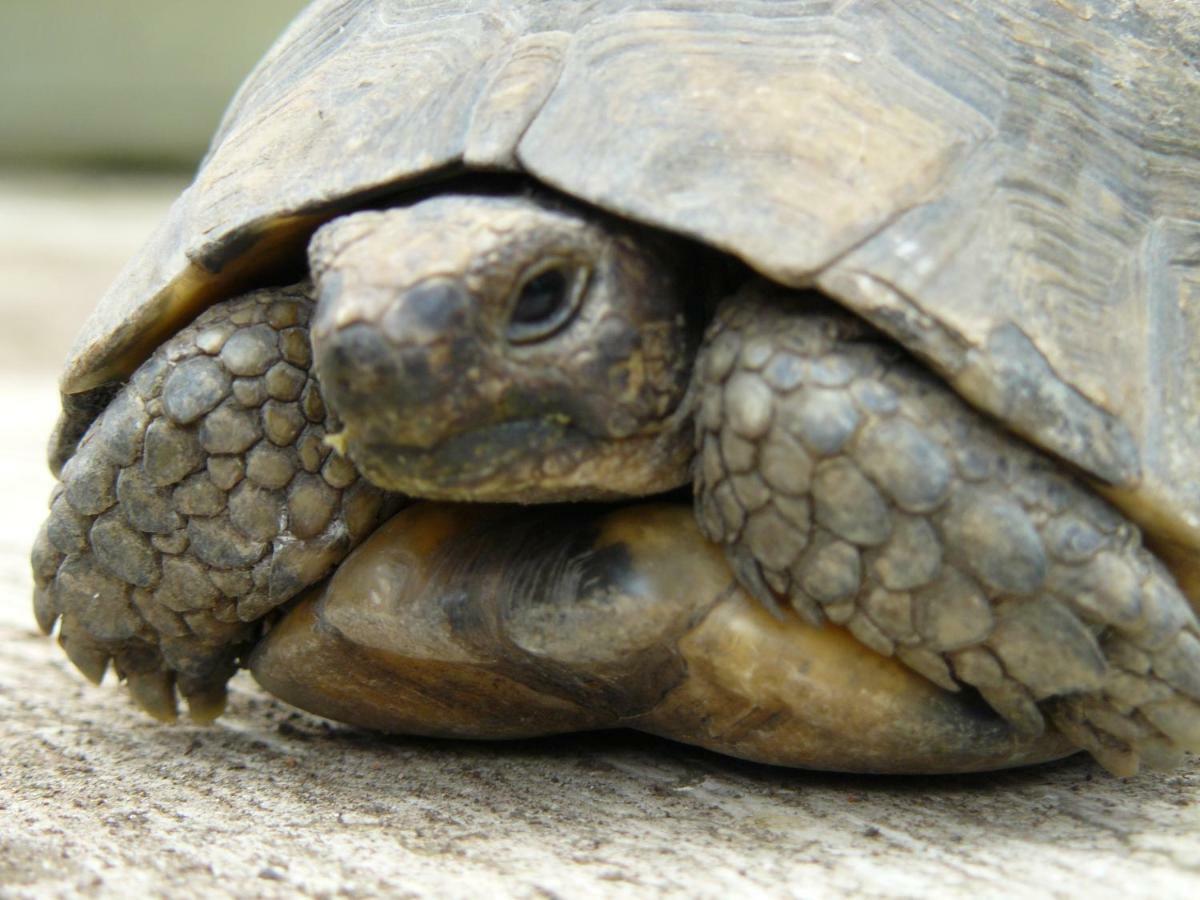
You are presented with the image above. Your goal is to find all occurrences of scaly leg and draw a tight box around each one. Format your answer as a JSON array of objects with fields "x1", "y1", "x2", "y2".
[
  {"x1": 30, "y1": 286, "x2": 395, "y2": 720},
  {"x1": 695, "y1": 285, "x2": 1200, "y2": 775}
]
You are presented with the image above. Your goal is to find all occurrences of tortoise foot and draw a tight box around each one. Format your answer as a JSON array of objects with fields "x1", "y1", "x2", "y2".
[
  {"x1": 250, "y1": 502, "x2": 1073, "y2": 774},
  {"x1": 30, "y1": 287, "x2": 395, "y2": 720}
]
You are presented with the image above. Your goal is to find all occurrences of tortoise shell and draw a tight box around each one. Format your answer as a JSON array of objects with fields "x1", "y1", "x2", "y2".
[{"x1": 58, "y1": 0, "x2": 1200, "y2": 584}]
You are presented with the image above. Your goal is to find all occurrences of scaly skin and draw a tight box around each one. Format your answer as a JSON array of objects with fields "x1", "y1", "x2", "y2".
[
  {"x1": 306, "y1": 196, "x2": 1200, "y2": 774},
  {"x1": 34, "y1": 195, "x2": 1200, "y2": 775},
  {"x1": 31, "y1": 287, "x2": 394, "y2": 720},
  {"x1": 694, "y1": 286, "x2": 1200, "y2": 775}
]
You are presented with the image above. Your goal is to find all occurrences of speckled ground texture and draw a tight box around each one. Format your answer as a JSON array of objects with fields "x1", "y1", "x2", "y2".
[{"x1": 1, "y1": 174, "x2": 1197, "y2": 899}]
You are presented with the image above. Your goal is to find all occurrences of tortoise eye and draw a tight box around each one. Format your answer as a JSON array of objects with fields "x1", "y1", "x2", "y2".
[{"x1": 507, "y1": 265, "x2": 585, "y2": 343}]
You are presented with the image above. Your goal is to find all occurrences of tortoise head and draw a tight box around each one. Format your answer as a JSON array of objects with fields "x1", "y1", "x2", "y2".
[{"x1": 308, "y1": 195, "x2": 699, "y2": 501}]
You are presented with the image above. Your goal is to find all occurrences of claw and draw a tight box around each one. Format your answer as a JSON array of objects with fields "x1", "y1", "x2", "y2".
[
  {"x1": 125, "y1": 669, "x2": 178, "y2": 722},
  {"x1": 976, "y1": 680, "x2": 1044, "y2": 736},
  {"x1": 1152, "y1": 631, "x2": 1200, "y2": 700},
  {"x1": 181, "y1": 680, "x2": 228, "y2": 725},
  {"x1": 896, "y1": 646, "x2": 958, "y2": 693},
  {"x1": 30, "y1": 525, "x2": 62, "y2": 635},
  {"x1": 1137, "y1": 735, "x2": 1186, "y2": 771},
  {"x1": 1052, "y1": 705, "x2": 1138, "y2": 776},
  {"x1": 59, "y1": 627, "x2": 110, "y2": 685},
  {"x1": 1141, "y1": 695, "x2": 1200, "y2": 750},
  {"x1": 1092, "y1": 743, "x2": 1139, "y2": 778},
  {"x1": 32, "y1": 587, "x2": 59, "y2": 635},
  {"x1": 725, "y1": 545, "x2": 810, "y2": 623}
]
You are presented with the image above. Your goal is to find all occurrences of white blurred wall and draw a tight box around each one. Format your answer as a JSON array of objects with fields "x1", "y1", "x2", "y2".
[{"x1": 0, "y1": 1, "x2": 307, "y2": 168}]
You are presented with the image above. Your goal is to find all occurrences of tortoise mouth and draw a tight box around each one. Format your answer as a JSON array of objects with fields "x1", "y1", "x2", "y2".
[
  {"x1": 354, "y1": 417, "x2": 605, "y2": 502},
  {"x1": 348, "y1": 415, "x2": 692, "y2": 503}
]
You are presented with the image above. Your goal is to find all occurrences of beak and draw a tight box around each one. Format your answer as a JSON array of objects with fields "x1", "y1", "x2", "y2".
[{"x1": 312, "y1": 277, "x2": 481, "y2": 451}]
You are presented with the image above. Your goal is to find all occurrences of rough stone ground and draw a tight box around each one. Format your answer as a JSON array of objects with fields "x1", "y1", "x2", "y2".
[{"x1": 0, "y1": 173, "x2": 1197, "y2": 899}]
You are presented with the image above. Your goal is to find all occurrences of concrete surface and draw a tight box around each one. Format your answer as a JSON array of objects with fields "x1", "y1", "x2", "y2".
[{"x1": 1, "y1": 173, "x2": 1198, "y2": 898}]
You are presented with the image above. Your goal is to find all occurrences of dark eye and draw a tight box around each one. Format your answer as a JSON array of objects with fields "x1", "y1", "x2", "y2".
[{"x1": 507, "y1": 266, "x2": 583, "y2": 343}]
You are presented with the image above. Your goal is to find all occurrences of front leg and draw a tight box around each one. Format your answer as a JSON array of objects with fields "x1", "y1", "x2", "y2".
[
  {"x1": 30, "y1": 286, "x2": 395, "y2": 720},
  {"x1": 695, "y1": 284, "x2": 1200, "y2": 775}
]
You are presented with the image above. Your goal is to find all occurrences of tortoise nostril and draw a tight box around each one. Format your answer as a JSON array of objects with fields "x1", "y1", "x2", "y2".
[
  {"x1": 382, "y1": 278, "x2": 470, "y2": 345},
  {"x1": 315, "y1": 316, "x2": 468, "y2": 452},
  {"x1": 316, "y1": 322, "x2": 401, "y2": 411}
]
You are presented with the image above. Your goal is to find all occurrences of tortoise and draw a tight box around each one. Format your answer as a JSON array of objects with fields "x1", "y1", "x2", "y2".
[{"x1": 30, "y1": 0, "x2": 1200, "y2": 776}]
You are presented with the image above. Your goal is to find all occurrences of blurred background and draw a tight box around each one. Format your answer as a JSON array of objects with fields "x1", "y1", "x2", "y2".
[
  {"x1": 0, "y1": 1, "x2": 305, "y2": 627},
  {"x1": 0, "y1": 0, "x2": 306, "y2": 377},
  {"x1": 2, "y1": 1, "x2": 305, "y2": 169}
]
